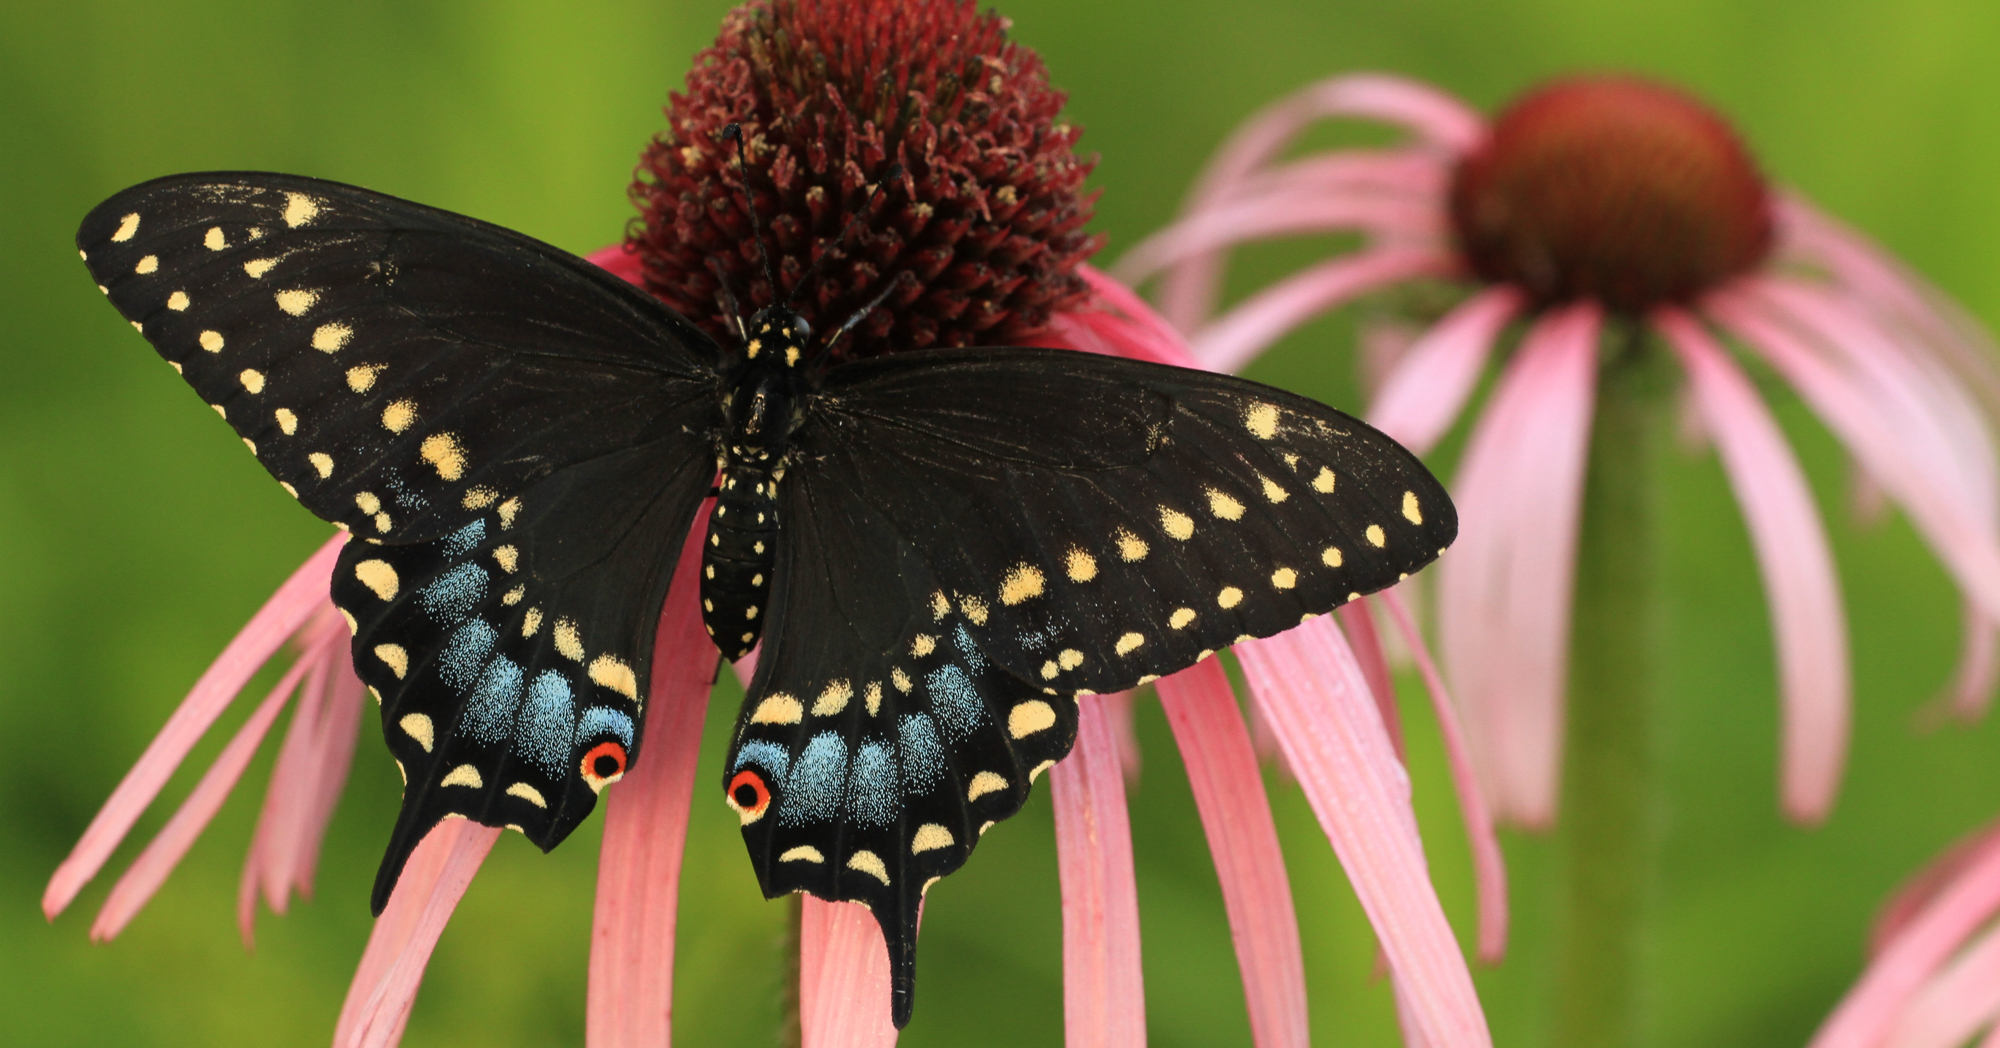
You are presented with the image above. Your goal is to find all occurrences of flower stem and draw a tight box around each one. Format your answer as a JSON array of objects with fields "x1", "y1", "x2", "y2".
[{"x1": 1553, "y1": 324, "x2": 1667, "y2": 1048}]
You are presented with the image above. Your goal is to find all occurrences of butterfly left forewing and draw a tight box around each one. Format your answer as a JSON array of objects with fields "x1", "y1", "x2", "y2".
[{"x1": 804, "y1": 347, "x2": 1459, "y2": 695}]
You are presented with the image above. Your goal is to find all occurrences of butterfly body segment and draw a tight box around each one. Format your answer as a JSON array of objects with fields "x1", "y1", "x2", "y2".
[{"x1": 76, "y1": 172, "x2": 1460, "y2": 1028}]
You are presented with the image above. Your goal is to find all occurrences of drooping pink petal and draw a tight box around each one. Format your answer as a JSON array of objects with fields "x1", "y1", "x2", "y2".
[
  {"x1": 1191, "y1": 247, "x2": 1460, "y2": 374},
  {"x1": 1228, "y1": 151, "x2": 1451, "y2": 214},
  {"x1": 1155, "y1": 660, "x2": 1309, "y2": 1048},
  {"x1": 1368, "y1": 287, "x2": 1524, "y2": 455},
  {"x1": 1113, "y1": 192, "x2": 1444, "y2": 285},
  {"x1": 1238, "y1": 618, "x2": 1493, "y2": 1048},
  {"x1": 44, "y1": 533, "x2": 347, "y2": 921},
  {"x1": 587, "y1": 508, "x2": 716, "y2": 1048},
  {"x1": 1939, "y1": 609, "x2": 2000, "y2": 722},
  {"x1": 1872, "y1": 819, "x2": 2000, "y2": 955},
  {"x1": 249, "y1": 635, "x2": 338, "y2": 916},
  {"x1": 287, "y1": 658, "x2": 367, "y2": 901},
  {"x1": 1707, "y1": 292, "x2": 2000, "y2": 623},
  {"x1": 1157, "y1": 74, "x2": 1481, "y2": 331},
  {"x1": 1437, "y1": 304, "x2": 1601, "y2": 828},
  {"x1": 1883, "y1": 919, "x2": 2000, "y2": 1048},
  {"x1": 800, "y1": 897, "x2": 900, "y2": 1048},
  {"x1": 1052, "y1": 695, "x2": 1147, "y2": 1048},
  {"x1": 1339, "y1": 600, "x2": 1407, "y2": 760},
  {"x1": 88, "y1": 626, "x2": 339, "y2": 942},
  {"x1": 1657, "y1": 308, "x2": 1852, "y2": 823},
  {"x1": 1811, "y1": 830, "x2": 2000, "y2": 1048},
  {"x1": 1045, "y1": 265, "x2": 1205, "y2": 371},
  {"x1": 1097, "y1": 689, "x2": 1144, "y2": 785},
  {"x1": 1379, "y1": 590, "x2": 1509, "y2": 963},
  {"x1": 334, "y1": 819, "x2": 502, "y2": 1048}
]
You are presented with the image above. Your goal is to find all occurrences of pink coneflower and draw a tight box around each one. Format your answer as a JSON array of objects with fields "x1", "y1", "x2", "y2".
[
  {"x1": 45, "y1": 5, "x2": 1501, "y2": 1048},
  {"x1": 1117, "y1": 71, "x2": 2000, "y2": 831},
  {"x1": 1810, "y1": 817, "x2": 2000, "y2": 1048}
]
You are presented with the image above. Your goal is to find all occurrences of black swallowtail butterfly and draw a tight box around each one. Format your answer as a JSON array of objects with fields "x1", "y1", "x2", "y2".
[{"x1": 77, "y1": 170, "x2": 1456, "y2": 1026}]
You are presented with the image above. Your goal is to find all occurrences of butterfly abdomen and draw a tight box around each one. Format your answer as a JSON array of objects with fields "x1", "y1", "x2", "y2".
[{"x1": 702, "y1": 467, "x2": 779, "y2": 659}]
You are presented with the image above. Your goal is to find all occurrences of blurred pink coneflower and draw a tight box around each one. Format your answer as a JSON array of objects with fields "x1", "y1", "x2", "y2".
[
  {"x1": 43, "y1": 5, "x2": 1501, "y2": 1048},
  {"x1": 1117, "y1": 72, "x2": 2000, "y2": 829}
]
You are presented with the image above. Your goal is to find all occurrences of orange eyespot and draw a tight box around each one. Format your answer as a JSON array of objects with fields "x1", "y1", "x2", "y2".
[
  {"x1": 727, "y1": 769, "x2": 772, "y2": 825},
  {"x1": 580, "y1": 741, "x2": 628, "y2": 793}
]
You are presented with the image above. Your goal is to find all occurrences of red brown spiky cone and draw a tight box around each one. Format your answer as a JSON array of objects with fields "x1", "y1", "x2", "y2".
[
  {"x1": 629, "y1": 0, "x2": 1103, "y2": 360},
  {"x1": 1449, "y1": 76, "x2": 1775, "y2": 314}
]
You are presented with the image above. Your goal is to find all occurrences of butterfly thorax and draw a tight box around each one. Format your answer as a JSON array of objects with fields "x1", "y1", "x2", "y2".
[{"x1": 700, "y1": 307, "x2": 817, "y2": 660}]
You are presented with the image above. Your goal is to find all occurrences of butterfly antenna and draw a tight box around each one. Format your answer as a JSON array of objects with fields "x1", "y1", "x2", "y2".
[
  {"x1": 721, "y1": 123, "x2": 778, "y2": 296},
  {"x1": 706, "y1": 258, "x2": 747, "y2": 342},
  {"x1": 816, "y1": 271, "x2": 914, "y2": 365},
  {"x1": 787, "y1": 164, "x2": 904, "y2": 308}
]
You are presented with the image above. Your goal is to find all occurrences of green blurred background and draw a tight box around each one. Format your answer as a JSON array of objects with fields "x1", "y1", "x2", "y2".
[{"x1": 7, "y1": 0, "x2": 2000, "y2": 1045}]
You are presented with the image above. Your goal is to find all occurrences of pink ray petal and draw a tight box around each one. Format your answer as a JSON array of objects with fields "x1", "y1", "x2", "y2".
[
  {"x1": 334, "y1": 819, "x2": 502, "y2": 1048},
  {"x1": 1368, "y1": 287, "x2": 1523, "y2": 455},
  {"x1": 1872, "y1": 819, "x2": 2000, "y2": 955},
  {"x1": 253, "y1": 644, "x2": 335, "y2": 915},
  {"x1": 1063, "y1": 265, "x2": 1206, "y2": 369},
  {"x1": 1707, "y1": 293, "x2": 2000, "y2": 623},
  {"x1": 1098, "y1": 689, "x2": 1144, "y2": 785},
  {"x1": 1980, "y1": 1020, "x2": 2000, "y2": 1048},
  {"x1": 800, "y1": 897, "x2": 900, "y2": 1048},
  {"x1": 1238, "y1": 618, "x2": 1493, "y2": 1048},
  {"x1": 585, "y1": 243, "x2": 647, "y2": 286},
  {"x1": 286, "y1": 658, "x2": 367, "y2": 901},
  {"x1": 1191, "y1": 247, "x2": 1460, "y2": 374},
  {"x1": 1811, "y1": 831, "x2": 2000, "y2": 1048},
  {"x1": 1438, "y1": 304, "x2": 1601, "y2": 827},
  {"x1": 44, "y1": 533, "x2": 347, "y2": 921},
  {"x1": 1339, "y1": 600, "x2": 1407, "y2": 760},
  {"x1": 1939, "y1": 609, "x2": 2000, "y2": 721},
  {"x1": 1052, "y1": 695, "x2": 1147, "y2": 1048},
  {"x1": 1157, "y1": 75, "x2": 1478, "y2": 330},
  {"x1": 1156, "y1": 660, "x2": 1309, "y2": 1048},
  {"x1": 1658, "y1": 308, "x2": 1852, "y2": 823},
  {"x1": 1379, "y1": 590, "x2": 1510, "y2": 963},
  {"x1": 88, "y1": 627, "x2": 338, "y2": 941},
  {"x1": 587, "y1": 508, "x2": 716, "y2": 1048},
  {"x1": 1229, "y1": 151, "x2": 1451, "y2": 211},
  {"x1": 1883, "y1": 919, "x2": 2000, "y2": 1048},
  {"x1": 1113, "y1": 193, "x2": 1443, "y2": 284}
]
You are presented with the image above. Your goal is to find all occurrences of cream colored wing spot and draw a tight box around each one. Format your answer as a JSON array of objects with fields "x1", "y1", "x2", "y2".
[
  {"x1": 967, "y1": 771, "x2": 1009, "y2": 801},
  {"x1": 308, "y1": 452, "x2": 334, "y2": 478},
  {"x1": 492, "y1": 545, "x2": 519, "y2": 573},
  {"x1": 999, "y1": 563, "x2": 1046, "y2": 605},
  {"x1": 847, "y1": 850, "x2": 891, "y2": 885},
  {"x1": 958, "y1": 594, "x2": 990, "y2": 626},
  {"x1": 912, "y1": 634, "x2": 936, "y2": 657},
  {"x1": 1217, "y1": 586, "x2": 1244, "y2": 609},
  {"x1": 1365, "y1": 524, "x2": 1387, "y2": 548},
  {"x1": 166, "y1": 291, "x2": 190, "y2": 311},
  {"x1": 373, "y1": 512, "x2": 392, "y2": 533},
  {"x1": 1030, "y1": 759, "x2": 1057, "y2": 783},
  {"x1": 280, "y1": 482, "x2": 299, "y2": 499},
  {"x1": 1322, "y1": 546, "x2": 1344, "y2": 567},
  {"x1": 521, "y1": 607, "x2": 543, "y2": 637},
  {"x1": 275, "y1": 289, "x2": 320, "y2": 316},
  {"x1": 498, "y1": 498, "x2": 521, "y2": 528},
  {"x1": 243, "y1": 258, "x2": 277, "y2": 279},
  {"x1": 338, "y1": 607, "x2": 358, "y2": 634},
  {"x1": 1040, "y1": 660, "x2": 1059, "y2": 681},
  {"x1": 930, "y1": 591, "x2": 951, "y2": 619},
  {"x1": 1207, "y1": 488, "x2": 1246, "y2": 521},
  {"x1": 589, "y1": 655, "x2": 638, "y2": 699},
  {"x1": 1347, "y1": 591, "x2": 1363, "y2": 603},
  {"x1": 199, "y1": 330, "x2": 225, "y2": 352},
  {"x1": 134, "y1": 254, "x2": 159, "y2": 275},
  {"x1": 238, "y1": 369, "x2": 265, "y2": 394},
  {"x1": 1244, "y1": 402, "x2": 1280, "y2": 439},
  {"x1": 752, "y1": 693, "x2": 804, "y2": 725},
  {"x1": 891, "y1": 667, "x2": 913, "y2": 693},
  {"x1": 463, "y1": 487, "x2": 498, "y2": 510},
  {"x1": 1402, "y1": 491, "x2": 1423, "y2": 525},
  {"x1": 506, "y1": 782, "x2": 548, "y2": 808},
  {"x1": 204, "y1": 226, "x2": 228, "y2": 251},
  {"x1": 312, "y1": 322, "x2": 352, "y2": 353},
  {"x1": 381, "y1": 399, "x2": 416, "y2": 434},
  {"x1": 354, "y1": 559, "x2": 398, "y2": 600},
  {"x1": 1313, "y1": 467, "x2": 1337, "y2": 494},
  {"x1": 441, "y1": 764, "x2": 484, "y2": 789},
  {"x1": 282, "y1": 192, "x2": 320, "y2": 228},
  {"x1": 346, "y1": 364, "x2": 384, "y2": 392},
  {"x1": 374, "y1": 643, "x2": 409, "y2": 678},
  {"x1": 1065, "y1": 548, "x2": 1098, "y2": 582},
  {"x1": 242, "y1": 437, "x2": 258, "y2": 455},
  {"x1": 502, "y1": 584, "x2": 525, "y2": 606},
  {"x1": 780, "y1": 846, "x2": 825, "y2": 864},
  {"x1": 1169, "y1": 607, "x2": 1197, "y2": 630},
  {"x1": 420, "y1": 433, "x2": 467, "y2": 481},
  {"x1": 1009, "y1": 701, "x2": 1058, "y2": 739},
  {"x1": 553, "y1": 618, "x2": 585, "y2": 660},
  {"x1": 1271, "y1": 567, "x2": 1298, "y2": 590},
  {"x1": 398, "y1": 712, "x2": 433, "y2": 751},
  {"x1": 1159, "y1": 508, "x2": 1195, "y2": 540},
  {"x1": 1116, "y1": 529, "x2": 1149, "y2": 562},
  {"x1": 812, "y1": 679, "x2": 853, "y2": 716},
  {"x1": 864, "y1": 681, "x2": 884, "y2": 716},
  {"x1": 111, "y1": 213, "x2": 141, "y2": 242},
  {"x1": 911, "y1": 824, "x2": 955, "y2": 854},
  {"x1": 275, "y1": 408, "x2": 298, "y2": 435},
  {"x1": 1057, "y1": 648, "x2": 1084, "y2": 671},
  {"x1": 1115, "y1": 632, "x2": 1146, "y2": 656},
  {"x1": 1260, "y1": 475, "x2": 1289, "y2": 503}
]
